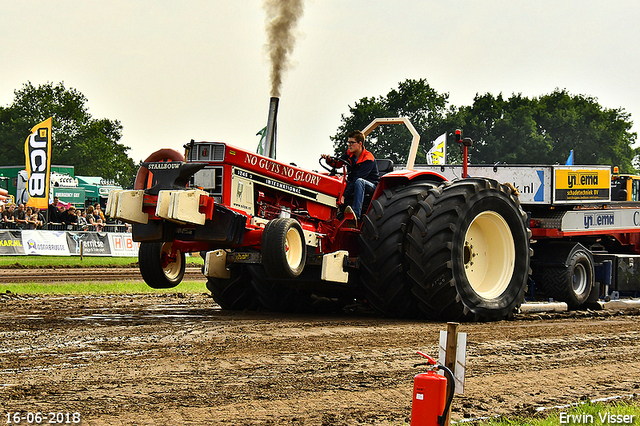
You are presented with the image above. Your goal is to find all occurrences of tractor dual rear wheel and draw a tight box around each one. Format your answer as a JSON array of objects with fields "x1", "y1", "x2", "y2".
[
  {"x1": 247, "y1": 265, "x2": 314, "y2": 313},
  {"x1": 206, "y1": 264, "x2": 259, "y2": 310},
  {"x1": 406, "y1": 178, "x2": 530, "y2": 321},
  {"x1": 358, "y1": 182, "x2": 437, "y2": 318}
]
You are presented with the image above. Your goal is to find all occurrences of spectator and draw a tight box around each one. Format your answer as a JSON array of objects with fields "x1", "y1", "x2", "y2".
[
  {"x1": 95, "y1": 218, "x2": 104, "y2": 232},
  {"x1": 85, "y1": 205, "x2": 96, "y2": 229},
  {"x1": 25, "y1": 207, "x2": 35, "y2": 229},
  {"x1": 92, "y1": 203, "x2": 104, "y2": 223},
  {"x1": 33, "y1": 207, "x2": 45, "y2": 229},
  {"x1": 2, "y1": 204, "x2": 16, "y2": 227},
  {"x1": 13, "y1": 203, "x2": 28, "y2": 229},
  {"x1": 48, "y1": 196, "x2": 62, "y2": 224},
  {"x1": 25, "y1": 207, "x2": 43, "y2": 229},
  {"x1": 61, "y1": 205, "x2": 78, "y2": 226},
  {"x1": 76, "y1": 209, "x2": 88, "y2": 230}
]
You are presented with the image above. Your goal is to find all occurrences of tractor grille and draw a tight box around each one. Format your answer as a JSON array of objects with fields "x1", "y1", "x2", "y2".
[{"x1": 187, "y1": 143, "x2": 225, "y2": 162}]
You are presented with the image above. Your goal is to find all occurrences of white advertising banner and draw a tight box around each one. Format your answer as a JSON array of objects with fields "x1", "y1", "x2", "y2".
[
  {"x1": 108, "y1": 233, "x2": 140, "y2": 257},
  {"x1": 1, "y1": 230, "x2": 139, "y2": 256},
  {"x1": 21, "y1": 230, "x2": 70, "y2": 256}
]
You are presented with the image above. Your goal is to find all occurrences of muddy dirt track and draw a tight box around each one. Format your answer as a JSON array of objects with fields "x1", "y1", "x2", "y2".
[{"x1": 1, "y1": 290, "x2": 639, "y2": 426}]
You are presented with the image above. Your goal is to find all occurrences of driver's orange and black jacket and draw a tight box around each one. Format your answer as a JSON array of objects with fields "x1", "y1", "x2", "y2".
[{"x1": 328, "y1": 148, "x2": 380, "y2": 185}]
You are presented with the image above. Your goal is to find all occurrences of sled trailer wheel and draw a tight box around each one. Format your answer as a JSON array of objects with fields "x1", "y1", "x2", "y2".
[{"x1": 532, "y1": 242, "x2": 594, "y2": 309}]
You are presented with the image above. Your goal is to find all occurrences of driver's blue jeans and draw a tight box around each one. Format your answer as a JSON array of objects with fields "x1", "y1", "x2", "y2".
[{"x1": 348, "y1": 178, "x2": 377, "y2": 218}]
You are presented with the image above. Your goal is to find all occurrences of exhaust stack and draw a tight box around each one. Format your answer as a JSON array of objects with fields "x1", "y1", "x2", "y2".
[{"x1": 264, "y1": 97, "x2": 279, "y2": 159}]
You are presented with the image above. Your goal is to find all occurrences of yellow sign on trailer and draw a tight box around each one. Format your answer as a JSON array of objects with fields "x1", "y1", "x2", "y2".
[{"x1": 553, "y1": 166, "x2": 611, "y2": 203}]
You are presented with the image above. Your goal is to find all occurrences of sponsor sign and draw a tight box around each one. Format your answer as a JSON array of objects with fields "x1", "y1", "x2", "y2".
[
  {"x1": 24, "y1": 118, "x2": 53, "y2": 210},
  {"x1": 0, "y1": 231, "x2": 25, "y2": 255},
  {"x1": 66, "y1": 232, "x2": 111, "y2": 256},
  {"x1": 54, "y1": 188, "x2": 85, "y2": 206},
  {"x1": 560, "y1": 209, "x2": 640, "y2": 232},
  {"x1": 22, "y1": 230, "x2": 70, "y2": 256},
  {"x1": 147, "y1": 162, "x2": 182, "y2": 171},
  {"x1": 0, "y1": 231, "x2": 138, "y2": 256},
  {"x1": 413, "y1": 165, "x2": 551, "y2": 204},
  {"x1": 554, "y1": 166, "x2": 610, "y2": 203},
  {"x1": 108, "y1": 233, "x2": 140, "y2": 257}
]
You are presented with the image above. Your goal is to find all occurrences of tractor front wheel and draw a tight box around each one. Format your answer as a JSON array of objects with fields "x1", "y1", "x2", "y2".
[
  {"x1": 139, "y1": 242, "x2": 186, "y2": 289},
  {"x1": 261, "y1": 218, "x2": 307, "y2": 279}
]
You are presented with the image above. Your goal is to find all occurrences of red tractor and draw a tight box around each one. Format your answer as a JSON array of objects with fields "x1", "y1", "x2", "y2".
[{"x1": 107, "y1": 117, "x2": 530, "y2": 321}]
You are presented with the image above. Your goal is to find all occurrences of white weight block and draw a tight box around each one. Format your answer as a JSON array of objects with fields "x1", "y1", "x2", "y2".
[
  {"x1": 114, "y1": 190, "x2": 148, "y2": 224},
  {"x1": 204, "y1": 249, "x2": 231, "y2": 279},
  {"x1": 167, "y1": 189, "x2": 207, "y2": 225},
  {"x1": 105, "y1": 190, "x2": 120, "y2": 217},
  {"x1": 321, "y1": 250, "x2": 349, "y2": 283},
  {"x1": 155, "y1": 190, "x2": 173, "y2": 220}
]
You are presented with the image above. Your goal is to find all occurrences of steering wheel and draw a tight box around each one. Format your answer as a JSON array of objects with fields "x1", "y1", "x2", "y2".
[{"x1": 319, "y1": 155, "x2": 347, "y2": 176}]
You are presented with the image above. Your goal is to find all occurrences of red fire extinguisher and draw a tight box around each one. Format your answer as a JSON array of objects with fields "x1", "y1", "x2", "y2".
[{"x1": 410, "y1": 351, "x2": 455, "y2": 426}]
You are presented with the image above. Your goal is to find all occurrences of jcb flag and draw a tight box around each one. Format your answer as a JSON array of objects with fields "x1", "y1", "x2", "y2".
[
  {"x1": 427, "y1": 133, "x2": 447, "y2": 165},
  {"x1": 24, "y1": 117, "x2": 52, "y2": 209}
]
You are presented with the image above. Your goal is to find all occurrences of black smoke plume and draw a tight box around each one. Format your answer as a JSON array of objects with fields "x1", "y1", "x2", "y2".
[{"x1": 264, "y1": 0, "x2": 304, "y2": 97}]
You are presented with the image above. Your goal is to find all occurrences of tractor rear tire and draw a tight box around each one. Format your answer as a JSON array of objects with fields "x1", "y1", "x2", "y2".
[
  {"x1": 247, "y1": 265, "x2": 312, "y2": 313},
  {"x1": 139, "y1": 242, "x2": 185, "y2": 289},
  {"x1": 358, "y1": 182, "x2": 436, "y2": 318},
  {"x1": 206, "y1": 265, "x2": 259, "y2": 310},
  {"x1": 406, "y1": 178, "x2": 530, "y2": 321},
  {"x1": 262, "y1": 218, "x2": 307, "y2": 279}
]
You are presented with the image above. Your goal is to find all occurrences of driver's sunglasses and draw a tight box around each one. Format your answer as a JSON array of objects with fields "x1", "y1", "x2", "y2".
[{"x1": 347, "y1": 141, "x2": 359, "y2": 145}]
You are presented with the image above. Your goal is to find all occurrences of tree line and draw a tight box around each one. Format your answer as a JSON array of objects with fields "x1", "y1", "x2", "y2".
[
  {"x1": 1, "y1": 79, "x2": 637, "y2": 191},
  {"x1": 0, "y1": 82, "x2": 136, "y2": 188},
  {"x1": 331, "y1": 79, "x2": 638, "y2": 172}
]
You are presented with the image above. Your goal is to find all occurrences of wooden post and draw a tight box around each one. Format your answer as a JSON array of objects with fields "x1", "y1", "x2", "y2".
[
  {"x1": 444, "y1": 322, "x2": 459, "y2": 426},
  {"x1": 80, "y1": 241, "x2": 84, "y2": 260}
]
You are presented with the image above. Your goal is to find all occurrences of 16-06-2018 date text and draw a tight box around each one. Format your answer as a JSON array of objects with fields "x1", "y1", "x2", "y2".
[{"x1": 5, "y1": 412, "x2": 81, "y2": 424}]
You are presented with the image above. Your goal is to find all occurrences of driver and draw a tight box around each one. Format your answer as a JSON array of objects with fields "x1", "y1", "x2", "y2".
[{"x1": 322, "y1": 130, "x2": 379, "y2": 222}]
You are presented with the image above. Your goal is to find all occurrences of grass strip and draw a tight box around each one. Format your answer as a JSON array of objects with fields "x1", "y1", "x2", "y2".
[
  {"x1": 470, "y1": 399, "x2": 639, "y2": 425},
  {"x1": 0, "y1": 256, "x2": 139, "y2": 268},
  {"x1": 0, "y1": 255, "x2": 204, "y2": 268},
  {"x1": 0, "y1": 280, "x2": 206, "y2": 295}
]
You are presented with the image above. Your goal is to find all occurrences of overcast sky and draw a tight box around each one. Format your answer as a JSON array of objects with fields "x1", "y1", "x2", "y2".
[{"x1": 1, "y1": 1, "x2": 639, "y2": 171}]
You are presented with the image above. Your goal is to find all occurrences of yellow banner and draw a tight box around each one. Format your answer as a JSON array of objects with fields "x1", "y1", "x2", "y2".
[
  {"x1": 554, "y1": 167, "x2": 610, "y2": 202},
  {"x1": 555, "y1": 168, "x2": 609, "y2": 190},
  {"x1": 24, "y1": 117, "x2": 53, "y2": 210}
]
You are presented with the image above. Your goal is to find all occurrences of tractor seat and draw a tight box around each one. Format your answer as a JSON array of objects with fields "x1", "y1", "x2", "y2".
[{"x1": 376, "y1": 159, "x2": 394, "y2": 176}]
